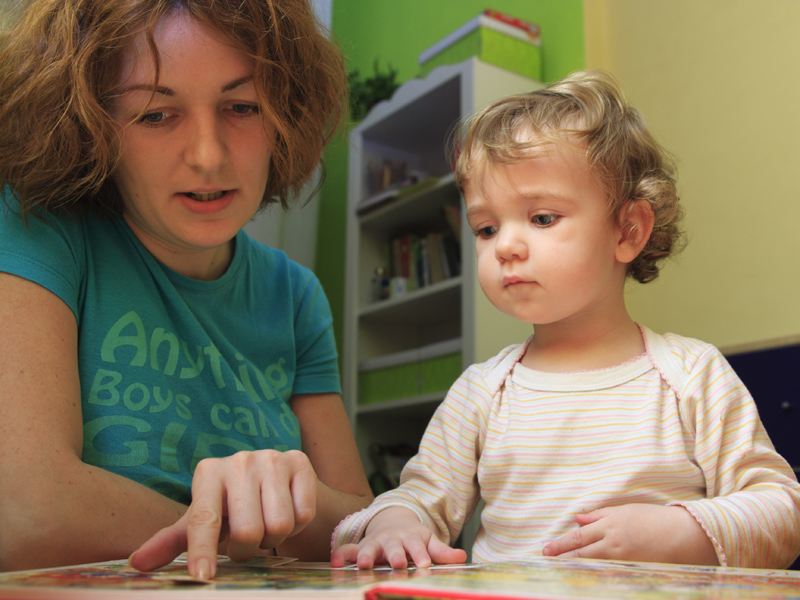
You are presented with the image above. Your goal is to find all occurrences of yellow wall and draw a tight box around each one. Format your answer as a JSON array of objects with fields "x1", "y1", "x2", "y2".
[{"x1": 584, "y1": 0, "x2": 800, "y2": 352}]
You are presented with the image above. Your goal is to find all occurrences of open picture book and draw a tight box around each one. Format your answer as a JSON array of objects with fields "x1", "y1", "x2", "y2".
[{"x1": 2, "y1": 555, "x2": 800, "y2": 600}]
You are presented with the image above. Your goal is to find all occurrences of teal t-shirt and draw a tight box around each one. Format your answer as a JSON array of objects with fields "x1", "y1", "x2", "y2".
[{"x1": 0, "y1": 202, "x2": 341, "y2": 504}]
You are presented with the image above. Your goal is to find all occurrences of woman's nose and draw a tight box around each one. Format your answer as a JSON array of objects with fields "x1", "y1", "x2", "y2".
[{"x1": 184, "y1": 115, "x2": 229, "y2": 172}]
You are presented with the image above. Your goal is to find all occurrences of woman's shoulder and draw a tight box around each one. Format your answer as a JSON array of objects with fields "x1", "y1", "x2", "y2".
[
  {"x1": 1, "y1": 193, "x2": 83, "y2": 236},
  {"x1": 238, "y1": 231, "x2": 320, "y2": 287},
  {"x1": 0, "y1": 192, "x2": 94, "y2": 267},
  {"x1": 0, "y1": 194, "x2": 115, "y2": 320}
]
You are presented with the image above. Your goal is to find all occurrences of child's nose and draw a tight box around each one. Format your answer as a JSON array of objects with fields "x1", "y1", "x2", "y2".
[{"x1": 495, "y1": 225, "x2": 528, "y2": 262}]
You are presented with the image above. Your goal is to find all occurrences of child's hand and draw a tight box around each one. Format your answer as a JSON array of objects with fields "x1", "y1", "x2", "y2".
[
  {"x1": 330, "y1": 506, "x2": 467, "y2": 569},
  {"x1": 542, "y1": 504, "x2": 719, "y2": 565}
]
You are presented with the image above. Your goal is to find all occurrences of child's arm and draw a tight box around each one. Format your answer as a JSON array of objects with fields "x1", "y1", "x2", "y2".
[
  {"x1": 331, "y1": 506, "x2": 467, "y2": 568},
  {"x1": 542, "y1": 504, "x2": 718, "y2": 564},
  {"x1": 548, "y1": 341, "x2": 800, "y2": 569},
  {"x1": 331, "y1": 362, "x2": 496, "y2": 566},
  {"x1": 669, "y1": 346, "x2": 800, "y2": 568}
]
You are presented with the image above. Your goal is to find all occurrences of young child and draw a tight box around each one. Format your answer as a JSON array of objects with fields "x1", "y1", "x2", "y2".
[{"x1": 330, "y1": 70, "x2": 800, "y2": 570}]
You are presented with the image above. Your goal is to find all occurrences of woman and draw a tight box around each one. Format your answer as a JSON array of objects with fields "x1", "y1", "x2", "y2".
[{"x1": 0, "y1": 0, "x2": 372, "y2": 579}]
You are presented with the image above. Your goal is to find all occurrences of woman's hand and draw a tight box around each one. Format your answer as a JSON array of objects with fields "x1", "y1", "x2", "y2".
[
  {"x1": 542, "y1": 504, "x2": 719, "y2": 565},
  {"x1": 330, "y1": 506, "x2": 467, "y2": 569},
  {"x1": 129, "y1": 449, "x2": 317, "y2": 579},
  {"x1": 129, "y1": 392, "x2": 373, "y2": 579}
]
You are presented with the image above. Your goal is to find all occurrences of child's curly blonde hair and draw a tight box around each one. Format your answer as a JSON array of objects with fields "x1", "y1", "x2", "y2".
[
  {"x1": 454, "y1": 69, "x2": 684, "y2": 284},
  {"x1": 0, "y1": 0, "x2": 347, "y2": 218}
]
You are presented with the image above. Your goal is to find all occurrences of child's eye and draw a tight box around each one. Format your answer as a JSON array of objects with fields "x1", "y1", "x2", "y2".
[
  {"x1": 474, "y1": 225, "x2": 497, "y2": 239},
  {"x1": 532, "y1": 214, "x2": 559, "y2": 227}
]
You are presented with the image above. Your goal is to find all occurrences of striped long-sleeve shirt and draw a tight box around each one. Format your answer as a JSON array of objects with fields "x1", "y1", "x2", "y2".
[{"x1": 333, "y1": 326, "x2": 800, "y2": 568}]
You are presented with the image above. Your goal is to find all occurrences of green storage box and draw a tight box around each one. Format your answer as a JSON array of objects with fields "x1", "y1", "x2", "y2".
[
  {"x1": 419, "y1": 10, "x2": 541, "y2": 81},
  {"x1": 358, "y1": 339, "x2": 462, "y2": 405}
]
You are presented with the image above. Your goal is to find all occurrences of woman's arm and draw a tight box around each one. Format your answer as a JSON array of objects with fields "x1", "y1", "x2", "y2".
[
  {"x1": 0, "y1": 273, "x2": 187, "y2": 571},
  {"x1": 277, "y1": 392, "x2": 374, "y2": 559}
]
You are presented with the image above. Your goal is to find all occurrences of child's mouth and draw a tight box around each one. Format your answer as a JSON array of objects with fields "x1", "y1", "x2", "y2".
[{"x1": 185, "y1": 191, "x2": 227, "y2": 202}]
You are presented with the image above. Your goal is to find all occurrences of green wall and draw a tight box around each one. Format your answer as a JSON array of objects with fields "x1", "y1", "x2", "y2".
[{"x1": 315, "y1": 1, "x2": 585, "y2": 366}]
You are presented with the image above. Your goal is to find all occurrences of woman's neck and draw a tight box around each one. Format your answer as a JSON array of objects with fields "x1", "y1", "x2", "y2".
[{"x1": 122, "y1": 214, "x2": 235, "y2": 281}]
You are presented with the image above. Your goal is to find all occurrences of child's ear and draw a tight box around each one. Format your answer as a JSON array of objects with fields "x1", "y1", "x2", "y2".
[{"x1": 616, "y1": 199, "x2": 655, "y2": 264}]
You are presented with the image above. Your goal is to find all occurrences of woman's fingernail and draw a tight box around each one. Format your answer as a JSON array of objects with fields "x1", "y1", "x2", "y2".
[{"x1": 194, "y1": 558, "x2": 211, "y2": 580}]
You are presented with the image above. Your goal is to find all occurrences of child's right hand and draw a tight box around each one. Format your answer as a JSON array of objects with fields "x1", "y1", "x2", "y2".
[{"x1": 330, "y1": 506, "x2": 467, "y2": 569}]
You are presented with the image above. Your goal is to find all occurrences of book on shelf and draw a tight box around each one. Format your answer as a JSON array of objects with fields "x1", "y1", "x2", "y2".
[
  {"x1": 391, "y1": 236, "x2": 403, "y2": 284},
  {"x1": 442, "y1": 202, "x2": 462, "y2": 243},
  {"x1": 380, "y1": 229, "x2": 460, "y2": 298},
  {"x1": 410, "y1": 235, "x2": 422, "y2": 290},
  {"x1": 441, "y1": 232, "x2": 461, "y2": 278},
  {"x1": 4, "y1": 555, "x2": 800, "y2": 599},
  {"x1": 398, "y1": 235, "x2": 411, "y2": 282},
  {"x1": 426, "y1": 231, "x2": 445, "y2": 284},
  {"x1": 418, "y1": 235, "x2": 431, "y2": 287}
]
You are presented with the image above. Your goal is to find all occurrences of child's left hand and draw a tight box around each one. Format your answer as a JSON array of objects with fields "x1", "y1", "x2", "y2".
[{"x1": 542, "y1": 504, "x2": 719, "y2": 565}]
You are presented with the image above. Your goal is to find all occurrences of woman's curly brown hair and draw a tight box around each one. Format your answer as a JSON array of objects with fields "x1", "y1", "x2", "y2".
[
  {"x1": 0, "y1": 0, "x2": 347, "y2": 218},
  {"x1": 454, "y1": 69, "x2": 684, "y2": 284}
]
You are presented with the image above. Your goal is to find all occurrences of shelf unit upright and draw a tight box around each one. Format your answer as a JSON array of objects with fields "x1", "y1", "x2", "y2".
[{"x1": 343, "y1": 58, "x2": 541, "y2": 488}]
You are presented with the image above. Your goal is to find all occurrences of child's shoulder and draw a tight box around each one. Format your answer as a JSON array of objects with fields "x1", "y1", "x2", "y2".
[
  {"x1": 645, "y1": 326, "x2": 719, "y2": 362},
  {"x1": 466, "y1": 337, "x2": 531, "y2": 393},
  {"x1": 641, "y1": 325, "x2": 727, "y2": 388}
]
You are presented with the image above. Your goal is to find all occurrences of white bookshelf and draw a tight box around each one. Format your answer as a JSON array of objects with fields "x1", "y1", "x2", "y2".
[{"x1": 342, "y1": 58, "x2": 541, "y2": 555}]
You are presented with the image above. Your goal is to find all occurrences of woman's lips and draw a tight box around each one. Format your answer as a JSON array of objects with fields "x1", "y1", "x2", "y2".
[
  {"x1": 179, "y1": 190, "x2": 234, "y2": 215},
  {"x1": 185, "y1": 191, "x2": 227, "y2": 202}
]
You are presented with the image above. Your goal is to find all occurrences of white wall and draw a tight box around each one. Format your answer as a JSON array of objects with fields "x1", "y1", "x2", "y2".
[
  {"x1": 243, "y1": 0, "x2": 333, "y2": 270},
  {"x1": 244, "y1": 170, "x2": 322, "y2": 270}
]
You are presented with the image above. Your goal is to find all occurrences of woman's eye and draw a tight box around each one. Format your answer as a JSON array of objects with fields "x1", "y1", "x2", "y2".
[
  {"x1": 137, "y1": 111, "x2": 168, "y2": 126},
  {"x1": 230, "y1": 104, "x2": 259, "y2": 116},
  {"x1": 532, "y1": 214, "x2": 558, "y2": 227}
]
